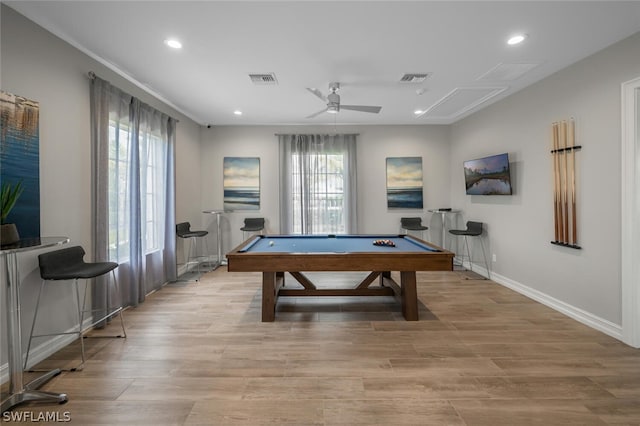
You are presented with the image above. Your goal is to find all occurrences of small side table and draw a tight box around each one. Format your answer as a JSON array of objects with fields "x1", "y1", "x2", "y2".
[
  {"x1": 427, "y1": 209, "x2": 461, "y2": 249},
  {"x1": 202, "y1": 210, "x2": 226, "y2": 269},
  {"x1": 1, "y1": 236, "x2": 69, "y2": 413}
]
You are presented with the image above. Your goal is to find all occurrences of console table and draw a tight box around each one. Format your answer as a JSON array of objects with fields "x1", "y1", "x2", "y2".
[
  {"x1": 427, "y1": 209, "x2": 460, "y2": 249},
  {"x1": 1, "y1": 237, "x2": 69, "y2": 413},
  {"x1": 202, "y1": 210, "x2": 226, "y2": 269}
]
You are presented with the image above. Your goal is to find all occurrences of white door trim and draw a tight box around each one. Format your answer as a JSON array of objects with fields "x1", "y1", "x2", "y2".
[{"x1": 621, "y1": 76, "x2": 640, "y2": 348}]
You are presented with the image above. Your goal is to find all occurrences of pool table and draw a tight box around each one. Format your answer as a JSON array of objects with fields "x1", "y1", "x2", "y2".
[{"x1": 226, "y1": 234, "x2": 454, "y2": 321}]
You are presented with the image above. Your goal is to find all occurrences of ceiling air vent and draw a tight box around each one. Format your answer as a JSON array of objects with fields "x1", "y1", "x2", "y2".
[
  {"x1": 418, "y1": 87, "x2": 508, "y2": 121},
  {"x1": 477, "y1": 63, "x2": 540, "y2": 82},
  {"x1": 399, "y1": 73, "x2": 431, "y2": 83},
  {"x1": 249, "y1": 73, "x2": 278, "y2": 85}
]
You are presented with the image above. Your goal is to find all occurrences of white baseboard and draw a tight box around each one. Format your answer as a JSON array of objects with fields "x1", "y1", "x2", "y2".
[
  {"x1": 177, "y1": 263, "x2": 189, "y2": 276},
  {"x1": 464, "y1": 261, "x2": 623, "y2": 341},
  {"x1": 1, "y1": 318, "x2": 94, "y2": 384}
]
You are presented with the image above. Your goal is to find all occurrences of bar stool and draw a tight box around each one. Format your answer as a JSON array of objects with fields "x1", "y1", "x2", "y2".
[
  {"x1": 400, "y1": 217, "x2": 428, "y2": 240},
  {"x1": 240, "y1": 218, "x2": 265, "y2": 240},
  {"x1": 24, "y1": 246, "x2": 126, "y2": 371},
  {"x1": 176, "y1": 222, "x2": 210, "y2": 274},
  {"x1": 448, "y1": 221, "x2": 490, "y2": 279}
]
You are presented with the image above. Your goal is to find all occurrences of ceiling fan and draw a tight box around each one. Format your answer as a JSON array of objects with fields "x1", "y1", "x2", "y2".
[{"x1": 305, "y1": 82, "x2": 382, "y2": 118}]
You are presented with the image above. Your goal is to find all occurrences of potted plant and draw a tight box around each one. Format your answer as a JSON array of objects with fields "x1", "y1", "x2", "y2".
[{"x1": 1, "y1": 181, "x2": 23, "y2": 245}]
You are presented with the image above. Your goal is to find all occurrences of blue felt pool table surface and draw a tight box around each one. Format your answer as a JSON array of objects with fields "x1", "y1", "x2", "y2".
[{"x1": 240, "y1": 234, "x2": 440, "y2": 253}]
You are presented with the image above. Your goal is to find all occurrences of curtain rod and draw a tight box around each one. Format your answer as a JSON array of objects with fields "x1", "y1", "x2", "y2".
[{"x1": 88, "y1": 71, "x2": 180, "y2": 123}]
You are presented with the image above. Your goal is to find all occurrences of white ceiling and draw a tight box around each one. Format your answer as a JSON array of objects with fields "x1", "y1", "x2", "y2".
[{"x1": 7, "y1": 1, "x2": 640, "y2": 126}]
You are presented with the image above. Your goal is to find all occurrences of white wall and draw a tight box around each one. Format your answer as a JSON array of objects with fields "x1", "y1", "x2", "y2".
[
  {"x1": 450, "y1": 31, "x2": 640, "y2": 328},
  {"x1": 174, "y1": 124, "x2": 204, "y2": 266},
  {"x1": 1, "y1": 5, "x2": 202, "y2": 377},
  {"x1": 200, "y1": 125, "x2": 451, "y2": 255}
]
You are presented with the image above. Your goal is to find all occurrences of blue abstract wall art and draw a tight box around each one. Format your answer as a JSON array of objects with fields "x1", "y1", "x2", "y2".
[
  {"x1": 1, "y1": 91, "x2": 40, "y2": 239},
  {"x1": 386, "y1": 157, "x2": 423, "y2": 209}
]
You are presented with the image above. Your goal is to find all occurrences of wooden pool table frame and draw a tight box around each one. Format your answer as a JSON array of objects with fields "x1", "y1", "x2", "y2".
[{"x1": 226, "y1": 234, "x2": 454, "y2": 322}]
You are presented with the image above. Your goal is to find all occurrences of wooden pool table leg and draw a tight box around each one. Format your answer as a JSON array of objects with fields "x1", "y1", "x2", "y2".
[
  {"x1": 400, "y1": 271, "x2": 419, "y2": 321},
  {"x1": 262, "y1": 272, "x2": 276, "y2": 322}
]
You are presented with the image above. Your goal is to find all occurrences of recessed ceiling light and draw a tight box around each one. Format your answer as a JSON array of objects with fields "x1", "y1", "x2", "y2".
[
  {"x1": 164, "y1": 39, "x2": 182, "y2": 49},
  {"x1": 507, "y1": 34, "x2": 527, "y2": 45},
  {"x1": 233, "y1": 110, "x2": 242, "y2": 116},
  {"x1": 414, "y1": 109, "x2": 424, "y2": 115}
]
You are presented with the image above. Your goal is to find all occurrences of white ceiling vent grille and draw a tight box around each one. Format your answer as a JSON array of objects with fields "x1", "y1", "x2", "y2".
[
  {"x1": 249, "y1": 73, "x2": 278, "y2": 85},
  {"x1": 399, "y1": 73, "x2": 431, "y2": 83},
  {"x1": 418, "y1": 87, "x2": 508, "y2": 121},
  {"x1": 477, "y1": 63, "x2": 540, "y2": 81}
]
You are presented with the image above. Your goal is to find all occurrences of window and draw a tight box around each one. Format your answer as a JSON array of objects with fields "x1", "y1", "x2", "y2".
[
  {"x1": 108, "y1": 121, "x2": 164, "y2": 262},
  {"x1": 291, "y1": 153, "x2": 346, "y2": 234}
]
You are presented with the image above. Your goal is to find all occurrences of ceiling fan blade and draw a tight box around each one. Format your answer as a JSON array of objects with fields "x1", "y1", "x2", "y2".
[
  {"x1": 340, "y1": 105, "x2": 382, "y2": 114},
  {"x1": 306, "y1": 88, "x2": 327, "y2": 102},
  {"x1": 306, "y1": 107, "x2": 329, "y2": 119}
]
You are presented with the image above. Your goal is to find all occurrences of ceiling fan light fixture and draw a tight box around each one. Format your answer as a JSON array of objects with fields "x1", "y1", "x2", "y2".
[{"x1": 305, "y1": 82, "x2": 380, "y2": 118}]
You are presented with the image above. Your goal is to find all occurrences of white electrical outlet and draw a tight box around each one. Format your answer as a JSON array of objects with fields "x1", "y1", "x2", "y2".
[{"x1": 492, "y1": 253, "x2": 497, "y2": 262}]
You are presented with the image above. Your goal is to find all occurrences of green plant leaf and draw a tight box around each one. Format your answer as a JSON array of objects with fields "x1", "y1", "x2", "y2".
[{"x1": 1, "y1": 181, "x2": 24, "y2": 224}]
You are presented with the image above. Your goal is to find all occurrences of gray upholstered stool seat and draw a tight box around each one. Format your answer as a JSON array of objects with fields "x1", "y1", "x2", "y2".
[
  {"x1": 176, "y1": 229, "x2": 208, "y2": 239},
  {"x1": 400, "y1": 217, "x2": 428, "y2": 239},
  {"x1": 39, "y1": 247, "x2": 118, "y2": 280},
  {"x1": 240, "y1": 218, "x2": 265, "y2": 239}
]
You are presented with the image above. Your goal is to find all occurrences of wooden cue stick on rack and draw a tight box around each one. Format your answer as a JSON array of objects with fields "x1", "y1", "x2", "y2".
[
  {"x1": 556, "y1": 122, "x2": 563, "y2": 243},
  {"x1": 562, "y1": 121, "x2": 570, "y2": 244},
  {"x1": 552, "y1": 122, "x2": 561, "y2": 243},
  {"x1": 569, "y1": 118, "x2": 577, "y2": 245},
  {"x1": 558, "y1": 121, "x2": 565, "y2": 243}
]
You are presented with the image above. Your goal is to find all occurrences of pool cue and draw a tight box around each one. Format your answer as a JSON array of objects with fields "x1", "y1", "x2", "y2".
[
  {"x1": 569, "y1": 118, "x2": 577, "y2": 246},
  {"x1": 555, "y1": 122, "x2": 563, "y2": 243},
  {"x1": 561, "y1": 120, "x2": 570, "y2": 244},
  {"x1": 554, "y1": 123, "x2": 563, "y2": 242},
  {"x1": 552, "y1": 122, "x2": 561, "y2": 243},
  {"x1": 556, "y1": 121, "x2": 565, "y2": 243}
]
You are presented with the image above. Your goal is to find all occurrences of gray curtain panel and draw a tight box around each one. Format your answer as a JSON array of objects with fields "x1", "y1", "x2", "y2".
[{"x1": 90, "y1": 75, "x2": 176, "y2": 318}]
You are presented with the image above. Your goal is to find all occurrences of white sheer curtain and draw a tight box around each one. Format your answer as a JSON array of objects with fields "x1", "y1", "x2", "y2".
[
  {"x1": 279, "y1": 134, "x2": 357, "y2": 234},
  {"x1": 90, "y1": 75, "x2": 176, "y2": 313}
]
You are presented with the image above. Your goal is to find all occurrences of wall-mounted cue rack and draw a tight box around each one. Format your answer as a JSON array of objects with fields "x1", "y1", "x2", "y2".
[{"x1": 551, "y1": 118, "x2": 582, "y2": 249}]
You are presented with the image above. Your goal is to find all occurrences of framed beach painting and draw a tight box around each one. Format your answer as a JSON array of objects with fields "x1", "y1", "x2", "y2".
[
  {"x1": 223, "y1": 157, "x2": 260, "y2": 211},
  {"x1": 386, "y1": 157, "x2": 423, "y2": 209}
]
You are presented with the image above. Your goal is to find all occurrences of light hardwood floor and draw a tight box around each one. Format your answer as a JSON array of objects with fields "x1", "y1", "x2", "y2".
[{"x1": 2, "y1": 268, "x2": 640, "y2": 425}]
